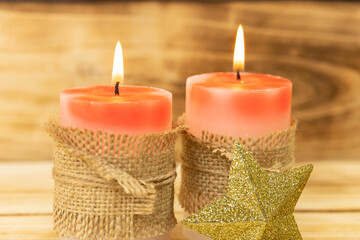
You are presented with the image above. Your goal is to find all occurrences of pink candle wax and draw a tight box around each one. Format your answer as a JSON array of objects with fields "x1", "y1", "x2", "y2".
[
  {"x1": 60, "y1": 85, "x2": 172, "y2": 135},
  {"x1": 186, "y1": 72, "x2": 292, "y2": 138}
]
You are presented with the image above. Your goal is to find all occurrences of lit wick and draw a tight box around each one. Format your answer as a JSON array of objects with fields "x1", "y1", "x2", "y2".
[
  {"x1": 233, "y1": 24, "x2": 244, "y2": 82},
  {"x1": 115, "y1": 81, "x2": 120, "y2": 96},
  {"x1": 112, "y1": 41, "x2": 123, "y2": 96}
]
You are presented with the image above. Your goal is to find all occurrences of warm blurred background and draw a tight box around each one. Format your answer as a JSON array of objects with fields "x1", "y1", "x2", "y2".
[{"x1": 0, "y1": 1, "x2": 359, "y2": 163}]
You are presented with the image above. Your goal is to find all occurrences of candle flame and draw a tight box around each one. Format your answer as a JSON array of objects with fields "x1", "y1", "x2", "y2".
[
  {"x1": 112, "y1": 41, "x2": 124, "y2": 86},
  {"x1": 233, "y1": 25, "x2": 245, "y2": 72}
]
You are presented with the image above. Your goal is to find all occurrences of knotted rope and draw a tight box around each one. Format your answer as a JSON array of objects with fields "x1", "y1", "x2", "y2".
[
  {"x1": 45, "y1": 118, "x2": 186, "y2": 240},
  {"x1": 178, "y1": 115, "x2": 297, "y2": 214}
]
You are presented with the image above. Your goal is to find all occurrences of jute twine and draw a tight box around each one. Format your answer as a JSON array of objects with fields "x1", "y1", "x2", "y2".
[
  {"x1": 178, "y1": 115, "x2": 297, "y2": 214},
  {"x1": 44, "y1": 119, "x2": 187, "y2": 240}
]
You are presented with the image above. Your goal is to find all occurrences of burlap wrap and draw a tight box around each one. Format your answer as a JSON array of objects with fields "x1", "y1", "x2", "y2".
[
  {"x1": 45, "y1": 119, "x2": 186, "y2": 240},
  {"x1": 178, "y1": 116, "x2": 297, "y2": 214}
]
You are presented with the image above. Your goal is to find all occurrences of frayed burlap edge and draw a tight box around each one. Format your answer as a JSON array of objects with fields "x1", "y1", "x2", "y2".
[
  {"x1": 44, "y1": 118, "x2": 187, "y2": 240},
  {"x1": 178, "y1": 114, "x2": 297, "y2": 214}
]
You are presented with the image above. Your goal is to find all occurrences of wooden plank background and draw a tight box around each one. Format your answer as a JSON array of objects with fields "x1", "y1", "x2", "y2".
[{"x1": 0, "y1": 1, "x2": 359, "y2": 162}]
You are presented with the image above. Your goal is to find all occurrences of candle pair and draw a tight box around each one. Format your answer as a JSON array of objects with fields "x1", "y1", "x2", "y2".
[
  {"x1": 58, "y1": 25, "x2": 292, "y2": 240},
  {"x1": 61, "y1": 25, "x2": 292, "y2": 139}
]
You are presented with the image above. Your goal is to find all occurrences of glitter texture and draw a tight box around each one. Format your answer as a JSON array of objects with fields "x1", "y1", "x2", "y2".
[{"x1": 182, "y1": 142, "x2": 313, "y2": 240}]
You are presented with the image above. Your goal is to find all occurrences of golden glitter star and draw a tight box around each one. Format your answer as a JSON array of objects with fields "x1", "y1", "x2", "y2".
[{"x1": 182, "y1": 142, "x2": 313, "y2": 240}]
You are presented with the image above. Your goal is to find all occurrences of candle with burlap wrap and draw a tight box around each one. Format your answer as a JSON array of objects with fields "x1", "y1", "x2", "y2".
[
  {"x1": 45, "y1": 118, "x2": 186, "y2": 240},
  {"x1": 179, "y1": 117, "x2": 297, "y2": 214}
]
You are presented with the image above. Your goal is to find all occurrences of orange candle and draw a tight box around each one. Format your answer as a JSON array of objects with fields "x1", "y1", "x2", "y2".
[
  {"x1": 186, "y1": 72, "x2": 292, "y2": 138},
  {"x1": 60, "y1": 85, "x2": 172, "y2": 135},
  {"x1": 186, "y1": 25, "x2": 292, "y2": 139},
  {"x1": 60, "y1": 42, "x2": 172, "y2": 240},
  {"x1": 60, "y1": 42, "x2": 172, "y2": 135},
  {"x1": 183, "y1": 25, "x2": 292, "y2": 240}
]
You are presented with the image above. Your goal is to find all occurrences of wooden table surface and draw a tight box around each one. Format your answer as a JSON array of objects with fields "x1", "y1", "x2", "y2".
[{"x1": 0, "y1": 160, "x2": 359, "y2": 240}]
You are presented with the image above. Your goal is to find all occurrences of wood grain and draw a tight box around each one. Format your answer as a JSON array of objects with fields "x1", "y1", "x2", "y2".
[
  {"x1": 0, "y1": 161, "x2": 359, "y2": 239},
  {"x1": 1, "y1": 213, "x2": 360, "y2": 240},
  {"x1": 0, "y1": 1, "x2": 359, "y2": 162}
]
